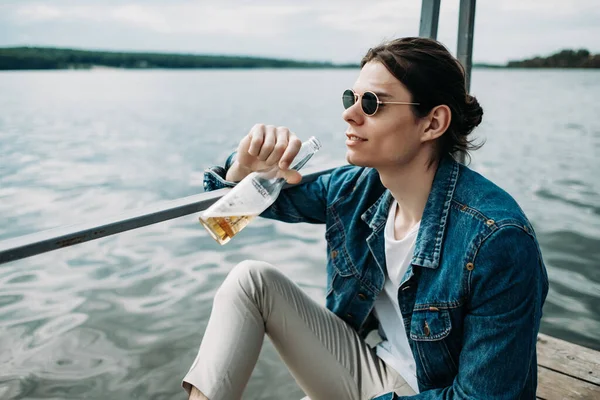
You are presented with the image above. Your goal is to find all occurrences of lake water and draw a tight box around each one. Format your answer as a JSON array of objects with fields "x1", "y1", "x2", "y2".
[{"x1": 0, "y1": 68, "x2": 599, "y2": 399}]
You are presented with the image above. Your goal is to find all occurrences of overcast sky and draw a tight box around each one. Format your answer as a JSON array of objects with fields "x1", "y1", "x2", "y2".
[{"x1": 1, "y1": 0, "x2": 598, "y2": 64}]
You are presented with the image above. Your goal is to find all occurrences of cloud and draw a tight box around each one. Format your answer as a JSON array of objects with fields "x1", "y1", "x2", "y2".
[
  {"x1": 14, "y1": 4, "x2": 63, "y2": 21},
  {"x1": 110, "y1": 5, "x2": 171, "y2": 32},
  {"x1": 110, "y1": 3, "x2": 308, "y2": 36},
  {"x1": 3, "y1": 0, "x2": 600, "y2": 63},
  {"x1": 316, "y1": 1, "x2": 421, "y2": 33},
  {"x1": 12, "y1": 1, "x2": 309, "y2": 37}
]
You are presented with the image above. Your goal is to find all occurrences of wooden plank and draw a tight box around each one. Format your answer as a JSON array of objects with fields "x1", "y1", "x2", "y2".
[
  {"x1": 537, "y1": 334, "x2": 600, "y2": 385},
  {"x1": 537, "y1": 366, "x2": 600, "y2": 399}
]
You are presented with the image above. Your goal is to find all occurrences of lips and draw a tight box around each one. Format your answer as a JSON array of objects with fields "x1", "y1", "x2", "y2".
[{"x1": 346, "y1": 133, "x2": 367, "y2": 141}]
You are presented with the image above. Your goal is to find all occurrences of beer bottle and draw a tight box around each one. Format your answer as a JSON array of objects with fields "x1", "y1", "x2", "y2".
[{"x1": 199, "y1": 136, "x2": 321, "y2": 244}]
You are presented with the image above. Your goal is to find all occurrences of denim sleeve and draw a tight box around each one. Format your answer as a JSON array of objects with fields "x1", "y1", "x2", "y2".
[
  {"x1": 258, "y1": 173, "x2": 330, "y2": 224},
  {"x1": 400, "y1": 226, "x2": 548, "y2": 399},
  {"x1": 202, "y1": 151, "x2": 331, "y2": 224},
  {"x1": 202, "y1": 151, "x2": 239, "y2": 192}
]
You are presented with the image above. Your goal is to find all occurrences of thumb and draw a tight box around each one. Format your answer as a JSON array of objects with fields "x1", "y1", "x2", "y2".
[{"x1": 282, "y1": 170, "x2": 302, "y2": 184}]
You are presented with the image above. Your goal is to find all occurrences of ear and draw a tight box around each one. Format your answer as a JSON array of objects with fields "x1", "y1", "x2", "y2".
[{"x1": 420, "y1": 105, "x2": 451, "y2": 143}]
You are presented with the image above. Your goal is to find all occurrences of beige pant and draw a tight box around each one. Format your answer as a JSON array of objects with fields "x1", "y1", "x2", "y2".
[{"x1": 182, "y1": 260, "x2": 415, "y2": 400}]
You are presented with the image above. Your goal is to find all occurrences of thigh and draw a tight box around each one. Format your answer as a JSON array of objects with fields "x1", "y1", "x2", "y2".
[{"x1": 243, "y1": 261, "x2": 405, "y2": 400}]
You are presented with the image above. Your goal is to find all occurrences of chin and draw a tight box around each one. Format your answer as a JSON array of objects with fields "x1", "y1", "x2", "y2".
[{"x1": 345, "y1": 151, "x2": 374, "y2": 168}]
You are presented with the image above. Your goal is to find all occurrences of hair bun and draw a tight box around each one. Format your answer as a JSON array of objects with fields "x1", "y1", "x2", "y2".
[{"x1": 461, "y1": 94, "x2": 483, "y2": 134}]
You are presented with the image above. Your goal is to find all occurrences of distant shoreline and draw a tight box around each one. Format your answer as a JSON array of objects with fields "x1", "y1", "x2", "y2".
[
  {"x1": 0, "y1": 47, "x2": 358, "y2": 71},
  {"x1": 0, "y1": 47, "x2": 598, "y2": 70}
]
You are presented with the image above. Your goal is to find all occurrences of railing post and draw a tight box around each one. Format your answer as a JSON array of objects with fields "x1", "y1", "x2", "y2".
[
  {"x1": 457, "y1": 0, "x2": 477, "y2": 92},
  {"x1": 419, "y1": 0, "x2": 441, "y2": 39},
  {"x1": 456, "y1": 0, "x2": 477, "y2": 164}
]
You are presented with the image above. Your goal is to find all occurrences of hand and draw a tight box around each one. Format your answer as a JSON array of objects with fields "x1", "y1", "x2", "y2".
[{"x1": 226, "y1": 124, "x2": 303, "y2": 184}]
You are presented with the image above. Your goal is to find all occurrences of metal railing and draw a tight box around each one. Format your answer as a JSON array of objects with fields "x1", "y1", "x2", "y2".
[
  {"x1": 0, "y1": 168, "x2": 334, "y2": 265},
  {"x1": 0, "y1": 0, "x2": 477, "y2": 265}
]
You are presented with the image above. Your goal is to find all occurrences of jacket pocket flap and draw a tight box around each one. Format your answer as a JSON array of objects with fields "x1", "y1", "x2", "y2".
[{"x1": 410, "y1": 308, "x2": 451, "y2": 341}]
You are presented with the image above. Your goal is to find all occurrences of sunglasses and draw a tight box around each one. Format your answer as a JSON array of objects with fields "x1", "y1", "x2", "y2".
[{"x1": 342, "y1": 89, "x2": 420, "y2": 116}]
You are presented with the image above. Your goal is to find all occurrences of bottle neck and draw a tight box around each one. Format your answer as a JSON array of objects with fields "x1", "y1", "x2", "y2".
[{"x1": 289, "y1": 136, "x2": 321, "y2": 172}]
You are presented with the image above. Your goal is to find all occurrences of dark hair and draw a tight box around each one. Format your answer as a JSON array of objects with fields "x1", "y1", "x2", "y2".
[{"x1": 361, "y1": 37, "x2": 484, "y2": 163}]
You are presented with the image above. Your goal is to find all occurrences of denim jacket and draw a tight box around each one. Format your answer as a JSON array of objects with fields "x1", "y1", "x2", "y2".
[{"x1": 203, "y1": 154, "x2": 549, "y2": 399}]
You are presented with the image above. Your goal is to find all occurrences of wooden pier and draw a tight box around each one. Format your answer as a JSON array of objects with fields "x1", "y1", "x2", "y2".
[{"x1": 537, "y1": 334, "x2": 600, "y2": 399}]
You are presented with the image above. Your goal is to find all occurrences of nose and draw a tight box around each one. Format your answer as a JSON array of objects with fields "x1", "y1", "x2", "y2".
[{"x1": 342, "y1": 99, "x2": 364, "y2": 126}]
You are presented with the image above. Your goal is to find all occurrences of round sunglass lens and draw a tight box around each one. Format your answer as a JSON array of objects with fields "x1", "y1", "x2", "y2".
[
  {"x1": 342, "y1": 89, "x2": 355, "y2": 109},
  {"x1": 362, "y1": 92, "x2": 379, "y2": 115}
]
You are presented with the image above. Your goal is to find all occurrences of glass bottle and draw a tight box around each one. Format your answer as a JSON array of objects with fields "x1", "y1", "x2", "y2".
[{"x1": 199, "y1": 136, "x2": 321, "y2": 245}]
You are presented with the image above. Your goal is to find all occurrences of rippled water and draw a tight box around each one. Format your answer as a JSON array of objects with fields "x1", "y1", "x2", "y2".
[{"x1": 0, "y1": 68, "x2": 599, "y2": 399}]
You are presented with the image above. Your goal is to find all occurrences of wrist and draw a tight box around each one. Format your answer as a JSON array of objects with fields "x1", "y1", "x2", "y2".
[{"x1": 226, "y1": 161, "x2": 252, "y2": 182}]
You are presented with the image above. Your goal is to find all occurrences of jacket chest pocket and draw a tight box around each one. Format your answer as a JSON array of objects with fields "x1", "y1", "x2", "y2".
[
  {"x1": 410, "y1": 308, "x2": 451, "y2": 341},
  {"x1": 410, "y1": 308, "x2": 457, "y2": 386}
]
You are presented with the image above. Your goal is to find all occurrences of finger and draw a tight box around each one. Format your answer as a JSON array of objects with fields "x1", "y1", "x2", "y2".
[
  {"x1": 279, "y1": 135, "x2": 302, "y2": 169},
  {"x1": 235, "y1": 133, "x2": 253, "y2": 166},
  {"x1": 265, "y1": 126, "x2": 289, "y2": 166},
  {"x1": 257, "y1": 125, "x2": 277, "y2": 161},
  {"x1": 283, "y1": 170, "x2": 302, "y2": 184},
  {"x1": 247, "y1": 124, "x2": 265, "y2": 157},
  {"x1": 237, "y1": 133, "x2": 252, "y2": 155}
]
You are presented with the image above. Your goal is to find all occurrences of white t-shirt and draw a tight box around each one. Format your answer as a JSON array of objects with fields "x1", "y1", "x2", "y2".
[{"x1": 374, "y1": 200, "x2": 420, "y2": 393}]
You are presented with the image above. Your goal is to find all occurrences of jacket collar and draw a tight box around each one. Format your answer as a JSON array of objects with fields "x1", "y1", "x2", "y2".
[{"x1": 360, "y1": 155, "x2": 460, "y2": 269}]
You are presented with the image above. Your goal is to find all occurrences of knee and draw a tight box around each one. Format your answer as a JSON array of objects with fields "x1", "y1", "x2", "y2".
[
  {"x1": 230, "y1": 259, "x2": 278, "y2": 285},
  {"x1": 215, "y1": 260, "x2": 278, "y2": 300}
]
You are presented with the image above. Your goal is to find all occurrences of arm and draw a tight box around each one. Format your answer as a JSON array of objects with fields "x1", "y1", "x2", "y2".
[
  {"x1": 203, "y1": 151, "x2": 333, "y2": 224},
  {"x1": 401, "y1": 226, "x2": 548, "y2": 399},
  {"x1": 259, "y1": 172, "x2": 331, "y2": 224},
  {"x1": 204, "y1": 124, "x2": 334, "y2": 223}
]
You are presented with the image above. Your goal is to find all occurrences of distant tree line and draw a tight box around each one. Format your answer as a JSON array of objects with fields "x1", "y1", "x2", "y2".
[
  {"x1": 507, "y1": 49, "x2": 600, "y2": 68},
  {"x1": 0, "y1": 47, "x2": 358, "y2": 70},
  {"x1": 2, "y1": 46, "x2": 598, "y2": 71}
]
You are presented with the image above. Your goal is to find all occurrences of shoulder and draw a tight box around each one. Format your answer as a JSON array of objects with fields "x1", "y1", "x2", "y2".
[
  {"x1": 451, "y1": 165, "x2": 544, "y2": 275},
  {"x1": 453, "y1": 164, "x2": 533, "y2": 232}
]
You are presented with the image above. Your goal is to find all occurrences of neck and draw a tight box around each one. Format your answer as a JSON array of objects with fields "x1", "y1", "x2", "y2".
[{"x1": 377, "y1": 152, "x2": 438, "y2": 229}]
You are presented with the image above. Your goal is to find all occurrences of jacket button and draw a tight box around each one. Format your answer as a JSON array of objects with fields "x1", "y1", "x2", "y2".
[
  {"x1": 486, "y1": 219, "x2": 495, "y2": 226},
  {"x1": 466, "y1": 262, "x2": 474, "y2": 271},
  {"x1": 424, "y1": 321, "x2": 431, "y2": 337},
  {"x1": 331, "y1": 250, "x2": 338, "y2": 259},
  {"x1": 358, "y1": 293, "x2": 367, "y2": 300}
]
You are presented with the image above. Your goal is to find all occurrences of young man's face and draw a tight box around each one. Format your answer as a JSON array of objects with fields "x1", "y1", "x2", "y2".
[{"x1": 342, "y1": 61, "x2": 428, "y2": 171}]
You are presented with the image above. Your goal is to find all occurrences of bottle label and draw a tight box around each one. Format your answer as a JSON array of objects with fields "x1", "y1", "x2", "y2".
[{"x1": 251, "y1": 177, "x2": 270, "y2": 199}]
